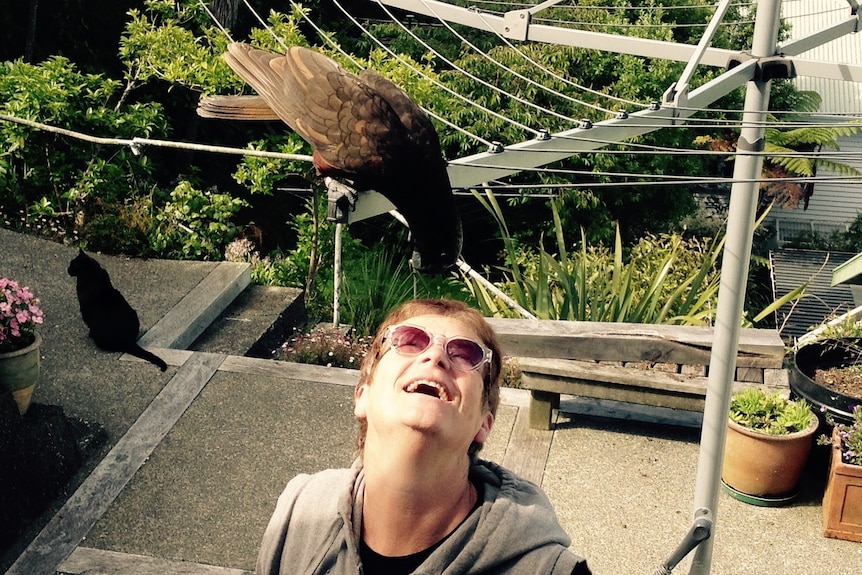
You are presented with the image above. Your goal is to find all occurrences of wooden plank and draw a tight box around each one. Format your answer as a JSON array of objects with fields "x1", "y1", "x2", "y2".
[
  {"x1": 6, "y1": 353, "x2": 225, "y2": 575},
  {"x1": 736, "y1": 366, "x2": 764, "y2": 383},
  {"x1": 524, "y1": 371, "x2": 707, "y2": 412},
  {"x1": 487, "y1": 318, "x2": 785, "y2": 367},
  {"x1": 58, "y1": 547, "x2": 252, "y2": 575},
  {"x1": 219, "y1": 355, "x2": 359, "y2": 387},
  {"x1": 559, "y1": 395, "x2": 703, "y2": 428},
  {"x1": 501, "y1": 407, "x2": 554, "y2": 485},
  {"x1": 121, "y1": 347, "x2": 193, "y2": 368},
  {"x1": 681, "y1": 363, "x2": 707, "y2": 376},
  {"x1": 764, "y1": 367, "x2": 790, "y2": 391},
  {"x1": 519, "y1": 358, "x2": 715, "y2": 396},
  {"x1": 520, "y1": 359, "x2": 786, "y2": 423}
]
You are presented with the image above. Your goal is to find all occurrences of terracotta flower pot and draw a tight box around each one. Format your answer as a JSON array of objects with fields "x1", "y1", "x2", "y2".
[
  {"x1": 721, "y1": 413, "x2": 818, "y2": 505},
  {"x1": 823, "y1": 428, "x2": 862, "y2": 542},
  {"x1": 0, "y1": 332, "x2": 42, "y2": 415}
]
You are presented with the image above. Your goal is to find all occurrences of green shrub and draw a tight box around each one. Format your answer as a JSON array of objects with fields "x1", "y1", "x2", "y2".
[
  {"x1": 0, "y1": 56, "x2": 167, "y2": 240},
  {"x1": 149, "y1": 181, "x2": 246, "y2": 260},
  {"x1": 340, "y1": 246, "x2": 469, "y2": 337}
]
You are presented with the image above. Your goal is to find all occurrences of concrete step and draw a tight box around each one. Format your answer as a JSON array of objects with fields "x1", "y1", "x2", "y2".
[
  {"x1": 125, "y1": 258, "x2": 307, "y2": 364},
  {"x1": 138, "y1": 262, "x2": 252, "y2": 350},
  {"x1": 189, "y1": 284, "x2": 306, "y2": 358}
]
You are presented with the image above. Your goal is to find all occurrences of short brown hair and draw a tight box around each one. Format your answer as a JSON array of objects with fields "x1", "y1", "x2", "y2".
[{"x1": 354, "y1": 299, "x2": 503, "y2": 458}]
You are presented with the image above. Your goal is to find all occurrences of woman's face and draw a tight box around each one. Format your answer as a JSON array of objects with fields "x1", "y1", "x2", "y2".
[{"x1": 354, "y1": 314, "x2": 494, "y2": 455}]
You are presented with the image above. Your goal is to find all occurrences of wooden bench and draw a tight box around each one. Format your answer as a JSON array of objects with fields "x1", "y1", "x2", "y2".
[{"x1": 486, "y1": 319, "x2": 788, "y2": 429}]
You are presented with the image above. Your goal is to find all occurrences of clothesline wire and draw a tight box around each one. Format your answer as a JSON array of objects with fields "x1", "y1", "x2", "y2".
[
  {"x1": 367, "y1": 0, "x2": 575, "y2": 129},
  {"x1": 4, "y1": 2, "x2": 856, "y2": 196},
  {"x1": 469, "y1": 173, "x2": 862, "y2": 191},
  {"x1": 291, "y1": 0, "x2": 524, "y2": 145},
  {"x1": 451, "y1": 164, "x2": 862, "y2": 184},
  {"x1": 0, "y1": 112, "x2": 313, "y2": 163},
  {"x1": 469, "y1": 8, "x2": 649, "y2": 110},
  {"x1": 412, "y1": 0, "x2": 621, "y2": 115}
]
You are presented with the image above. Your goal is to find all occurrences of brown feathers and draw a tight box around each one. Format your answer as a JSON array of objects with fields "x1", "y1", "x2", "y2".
[{"x1": 201, "y1": 43, "x2": 462, "y2": 274}]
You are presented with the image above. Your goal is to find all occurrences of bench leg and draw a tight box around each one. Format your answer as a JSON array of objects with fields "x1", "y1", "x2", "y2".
[{"x1": 529, "y1": 390, "x2": 559, "y2": 430}]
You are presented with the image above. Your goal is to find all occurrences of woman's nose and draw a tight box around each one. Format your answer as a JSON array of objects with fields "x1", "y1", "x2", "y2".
[{"x1": 419, "y1": 335, "x2": 451, "y2": 367}]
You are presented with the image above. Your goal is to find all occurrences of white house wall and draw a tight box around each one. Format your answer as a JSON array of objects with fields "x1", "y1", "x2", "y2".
[
  {"x1": 783, "y1": 0, "x2": 862, "y2": 114},
  {"x1": 769, "y1": 133, "x2": 862, "y2": 243},
  {"x1": 766, "y1": 1, "x2": 862, "y2": 243}
]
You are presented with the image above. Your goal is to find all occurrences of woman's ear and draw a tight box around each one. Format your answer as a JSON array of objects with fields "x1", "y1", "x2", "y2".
[
  {"x1": 473, "y1": 412, "x2": 494, "y2": 445},
  {"x1": 353, "y1": 382, "x2": 368, "y2": 419}
]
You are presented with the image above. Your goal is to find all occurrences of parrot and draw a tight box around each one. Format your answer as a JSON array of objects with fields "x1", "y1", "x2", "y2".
[{"x1": 198, "y1": 43, "x2": 462, "y2": 274}]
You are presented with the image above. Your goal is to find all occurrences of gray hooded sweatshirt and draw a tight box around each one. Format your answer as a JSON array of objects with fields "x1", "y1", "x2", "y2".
[{"x1": 256, "y1": 459, "x2": 591, "y2": 575}]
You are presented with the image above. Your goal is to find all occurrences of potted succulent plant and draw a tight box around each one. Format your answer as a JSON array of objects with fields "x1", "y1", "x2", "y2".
[
  {"x1": 819, "y1": 405, "x2": 862, "y2": 542},
  {"x1": 721, "y1": 387, "x2": 818, "y2": 506},
  {"x1": 0, "y1": 277, "x2": 45, "y2": 415}
]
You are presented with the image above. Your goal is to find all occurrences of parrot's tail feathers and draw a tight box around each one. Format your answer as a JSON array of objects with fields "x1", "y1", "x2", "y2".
[{"x1": 197, "y1": 95, "x2": 280, "y2": 121}]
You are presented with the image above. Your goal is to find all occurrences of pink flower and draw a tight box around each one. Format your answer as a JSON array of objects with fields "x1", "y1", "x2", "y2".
[{"x1": 0, "y1": 277, "x2": 44, "y2": 352}]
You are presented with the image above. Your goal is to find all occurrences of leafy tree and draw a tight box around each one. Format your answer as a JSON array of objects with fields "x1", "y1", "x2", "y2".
[{"x1": 0, "y1": 55, "x2": 167, "y2": 250}]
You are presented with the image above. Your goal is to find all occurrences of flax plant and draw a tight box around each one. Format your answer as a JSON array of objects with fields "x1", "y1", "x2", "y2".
[{"x1": 467, "y1": 190, "x2": 801, "y2": 326}]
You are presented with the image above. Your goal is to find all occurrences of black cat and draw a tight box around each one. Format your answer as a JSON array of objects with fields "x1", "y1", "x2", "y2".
[{"x1": 68, "y1": 250, "x2": 167, "y2": 372}]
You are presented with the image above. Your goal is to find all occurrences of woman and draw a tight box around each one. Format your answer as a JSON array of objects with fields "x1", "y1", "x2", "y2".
[{"x1": 257, "y1": 299, "x2": 591, "y2": 575}]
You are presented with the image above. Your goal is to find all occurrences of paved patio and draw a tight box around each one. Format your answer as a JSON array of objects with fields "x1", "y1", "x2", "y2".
[{"x1": 2, "y1": 228, "x2": 860, "y2": 575}]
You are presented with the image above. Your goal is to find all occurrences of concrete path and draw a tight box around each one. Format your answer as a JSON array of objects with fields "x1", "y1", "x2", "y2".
[{"x1": 2, "y1": 228, "x2": 860, "y2": 575}]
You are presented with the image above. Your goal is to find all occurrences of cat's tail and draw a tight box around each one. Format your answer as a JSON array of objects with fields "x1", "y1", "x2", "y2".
[{"x1": 127, "y1": 344, "x2": 168, "y2": 372}]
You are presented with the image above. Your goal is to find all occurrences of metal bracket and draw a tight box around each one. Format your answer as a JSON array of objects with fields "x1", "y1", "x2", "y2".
[
  {"x1": 757, "y1": 55, "x2": 797, "y2": 81},
  {"x1": 325, "y1": 177, "x2": 358, "y2": 223},
  {"x1": 727, "y1": 52, "x2": 796, "y2": 82},
  {"x1": 502, "y1": 10, "x2": 531, "y2": 41},
  {"x1": 655, "y1": 508, "x2": 713, "y2": 575},
  {"x1": 737, "y1": 136, "x2": 765, "y2": 153},
  {"x1": 662, "y1": 81, "x2": 689, "y2": 112}
]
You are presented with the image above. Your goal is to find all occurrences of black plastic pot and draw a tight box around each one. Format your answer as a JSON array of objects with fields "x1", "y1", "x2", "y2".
[{"x1": 790, "y1": 338, "x2": 862, "y2": 427}]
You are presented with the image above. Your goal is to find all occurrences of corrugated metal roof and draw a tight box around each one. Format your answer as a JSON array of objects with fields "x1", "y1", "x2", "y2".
[{"x1": 770, "y1": 248, "x2": 857, "y2": 341}]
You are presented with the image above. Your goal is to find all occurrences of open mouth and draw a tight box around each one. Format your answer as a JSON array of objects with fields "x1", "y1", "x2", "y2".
[{"x1": 404, "y1": 380, "x2": 451, "y2": 401}]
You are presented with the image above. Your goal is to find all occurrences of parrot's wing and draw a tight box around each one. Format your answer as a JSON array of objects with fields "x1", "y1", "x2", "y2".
[
  {"x1": 223, "y1": 43, "x2": 410, "y2": 177},
  {"x1": 358, "y1": 69, "x2": 444, "y2": 162}
]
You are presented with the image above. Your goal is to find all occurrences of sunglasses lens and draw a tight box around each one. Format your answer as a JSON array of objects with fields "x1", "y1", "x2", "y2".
[
  {"x1": 446, "y1": 338, "x2": 486, "y2": 370},
  {"x1": 387, "y1": 325, "x2": 488, "y2": 371},
  {"x1": 389, "y1": 325, "x2": 432, "y2": 355}
]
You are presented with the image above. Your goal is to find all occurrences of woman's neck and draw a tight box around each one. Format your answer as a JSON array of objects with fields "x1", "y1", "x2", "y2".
[{"x1": 360, "y1": 444, "x2": 475, "y2": 557}]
